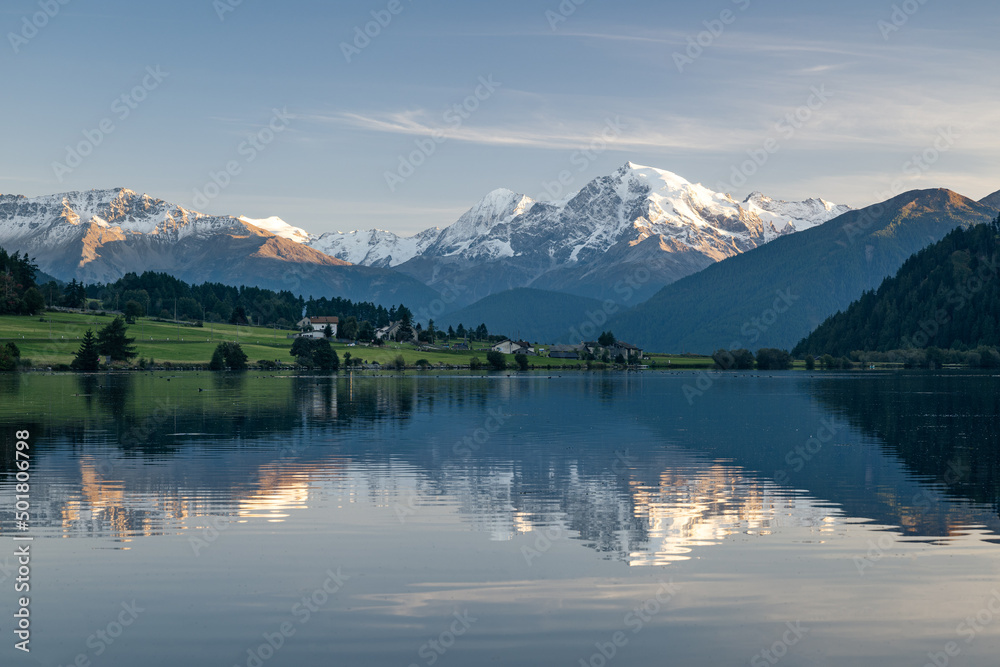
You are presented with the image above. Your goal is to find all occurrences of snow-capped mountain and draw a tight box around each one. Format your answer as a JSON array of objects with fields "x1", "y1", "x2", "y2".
[
  {"x1": 742, "y1": 192, "x2": 848, "y2": 235},
  {"x1": 308, "y1": 163, "x2": 850, "y2": 304},
  {"x1": 238, "y1": 215, "x2": 311, "y2": 244},
  {"x1": 310, "y1": 227, "x2": 440, "y2": 268},
  {"x1": 0, "y1": 164, "x2": 850, "y2": 310},
  {"x1": 0, "y1": 188, "x2": 438, "y2": 306}
]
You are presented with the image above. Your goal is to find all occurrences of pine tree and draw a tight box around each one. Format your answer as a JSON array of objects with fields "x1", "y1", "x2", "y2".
[
  {"x1": 396, "y1": 305, "x2": 414, "y2": 342},
  {"x1": 21, "y1": 287, "x2": 45, "y2": 315},
  {"x1": 229, "y1": 305, "x2": 248, "y2": 325},
  {"x1": 71, "y1": 330, "x2": 102, "y2": 371},
  {"x1": 97, "y1": 317, "x2": 137, "y2": 362}
]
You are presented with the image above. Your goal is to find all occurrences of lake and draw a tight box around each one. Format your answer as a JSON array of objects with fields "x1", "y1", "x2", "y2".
[{"x1": 1, "y1": 371, "x2": 998, "y2": 666}]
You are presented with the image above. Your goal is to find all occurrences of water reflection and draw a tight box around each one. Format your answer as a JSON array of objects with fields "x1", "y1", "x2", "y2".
[
  {"x1": 811, "y1": 373, "x2": 1000, "y2": 512},
  {"x1": 1, "y1": 372, "x2": 998, "y2": 562},
  {"x1": 628, "y1": 465, "x2": 840, "y2": 566},
  {"x1": 0, "y1": 371, "x2": 21, "y2": 396}
]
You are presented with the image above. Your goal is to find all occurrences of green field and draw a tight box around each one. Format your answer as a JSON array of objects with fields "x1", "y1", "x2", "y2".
[
  {"x1": 0, "y1": 311, "x2": 871, "y2": 372},
  {"x1": 0, "y1": 311, "x2": 679, "y2": 369},
  {"x1": 0, "y1": 311, "x2": 295, "y2": 366}
]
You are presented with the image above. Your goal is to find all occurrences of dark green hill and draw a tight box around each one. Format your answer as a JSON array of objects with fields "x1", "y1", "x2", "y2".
[
  {"x1": 438, "y1": 288, "x2": 607, "y2": 344},
  {"x1": 794, "y1": 217, "x2": 1000, "y2": 356},
  {"x1": 609, "y1": 189, "x2": 995, "y2": 353},
  {"x1": 980, "y1": 189, "x2": 1000, "y2": 212}
]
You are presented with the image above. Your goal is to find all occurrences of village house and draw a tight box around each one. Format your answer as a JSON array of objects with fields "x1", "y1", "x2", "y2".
[
  {"x1": 611, "y1": 341, "x2": 644, "y2": 362},
  {"x1": 296, "y1": 316, "x2": 339, "y2": 338},
  {"x1": 514, "y1": 341, "x2": 536, "y2": 355},
  {"x1": 577, "y1": 341, "x2": 644, "y2": 362},
  {"x1": 375, "y1": 321, "x2": 401, "y2": 341},
  {"x1": 375, "y1": 321, "x2": 418, "y2": 343},
  {"x1": 548, "y1": 344, "x2": 583, "y2": 360},
  {"x1": 491, "y1": 340, "x2": 524, "y2": 354}
]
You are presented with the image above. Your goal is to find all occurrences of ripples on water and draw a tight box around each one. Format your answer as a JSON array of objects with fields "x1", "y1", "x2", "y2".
[{"x1": 0, "y1": 371, "x2": 998, "y2": 666}]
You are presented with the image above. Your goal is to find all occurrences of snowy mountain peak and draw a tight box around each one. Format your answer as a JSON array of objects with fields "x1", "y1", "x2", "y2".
[
  {"x1": 239, "y1": 216, "x2": 311, "y2": 244},
  {"x1": 308, "y1": 226, "x2": 440, "y2": 268},
  {"x1": 613, "y1": 163, "x2": 732, "y2": 220},
  {"x1": 308, "y1": 186, "x2": 540, "y2": 268},
  {"x1": 618, "y1": 162, "x2": 694, "y2": 190},
  {"x1": 742, "y1": 191, "x2": 851, "y2": 233},
  {"x1": 452, "y1": 188, "x2": 535, "y2": 232},
  {"x1": 0, "y1": 164, "x2": 853, "y2": 308},
  {"x1": 303, "y1": 162, "x2": 852, "y2": 282},
  {"x1": 0, "y1": 187, "x2": 294, "y2": 257}
]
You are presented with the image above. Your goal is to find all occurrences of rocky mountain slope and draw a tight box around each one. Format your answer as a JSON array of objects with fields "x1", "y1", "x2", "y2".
[{"x1": 0, "y1": 189, "x2": 438, "y2": 306}]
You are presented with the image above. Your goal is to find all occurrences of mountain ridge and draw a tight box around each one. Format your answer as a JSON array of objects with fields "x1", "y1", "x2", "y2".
[
  {"x1": 793, "y1": 217, "x2": 1000, "y2": 356},
  {"x1": 307, "y1": 162, "x2": 851, "y2": 305},
  {"x1": 980, "y1": 189, "x2": 1000, "y2": 212},
  {"x1": 608, "y1": 188, "x2": 996, "y2": 354},
  {"x1": 0, "y1": 188, "x2": 438, "y2": 307},
  {"x1": 1, "y1": 163, "x2": 851, "y2": 312}
]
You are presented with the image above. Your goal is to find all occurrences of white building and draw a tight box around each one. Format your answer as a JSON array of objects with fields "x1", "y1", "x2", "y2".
[
  {"x1": 296, "y1": 316, "x2": 339, "y2": 338},
  {"x1": 491, "y1": 340, "x2": 524, "y2": 354}
]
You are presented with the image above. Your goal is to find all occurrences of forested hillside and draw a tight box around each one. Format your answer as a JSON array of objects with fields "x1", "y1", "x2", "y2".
[
  {"x1": 37, "y1": 271, "x2": 402, "y2": 330},
  {"x1": 794, "y1": 216, "x2": 1000, "y2": 356},
  {"x1": 610, "y1": 189, "x2": 995, "y2": 353}
]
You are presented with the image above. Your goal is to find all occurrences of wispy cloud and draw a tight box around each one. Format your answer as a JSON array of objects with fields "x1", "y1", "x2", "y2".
[
  {"x1": 310, "y1": 109, "x2": 764, "y2": 153},
  {"x1": 311, "y1": 79, "x2": 1000, "y2": 158}
]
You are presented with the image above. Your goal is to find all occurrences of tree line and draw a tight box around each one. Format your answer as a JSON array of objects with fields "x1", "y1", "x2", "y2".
[
  {"x1": 711, "y1": 348, "x2": 794, "y2": 371},
  {"x1": 0, "y1": 248, "x2": 44, "y2": 315},
  {"x1": 35, "y1": 270, "x2": 411, "y2": 335}
]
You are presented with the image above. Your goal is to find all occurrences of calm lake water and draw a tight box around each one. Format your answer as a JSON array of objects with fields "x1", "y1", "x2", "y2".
[{"x1": 1, "y1": 371, "x2": 999, "y2": 666}]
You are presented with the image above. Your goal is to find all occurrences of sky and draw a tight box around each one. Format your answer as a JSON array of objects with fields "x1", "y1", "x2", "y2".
[{"x1": 2, "y1": 0, "x2": 998, "y2": 236}]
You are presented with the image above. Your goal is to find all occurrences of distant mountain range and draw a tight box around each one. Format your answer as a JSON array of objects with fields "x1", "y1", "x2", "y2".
[
  {"x1": 609, "y1": 189, "x2": 998, "y2": 353},
  {"x1": 312, "y1": 162, "x2": 850, "y2": 305},
  {"x1": 5, "y1": 166, "x2": 996, "y2": 355},
  {"x1": 0, "y1": 162, "x2": 848, "y2": 316},
  {"x1": 0, "y1": 189, "x2": 438, "y2": 306}
]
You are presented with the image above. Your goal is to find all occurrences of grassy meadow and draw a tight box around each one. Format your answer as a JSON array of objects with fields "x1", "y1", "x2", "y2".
[
  {"x1": 0, "y1": 311, "x2": 716, "y2": 369},
  {"x1": 0, "y1": 311, "x2": 292, "y2": 366}
]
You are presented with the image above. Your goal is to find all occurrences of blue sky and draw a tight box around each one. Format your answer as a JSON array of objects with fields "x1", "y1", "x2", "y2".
[{"x1": 2, "y1": 0, "x2": 998, "y2": 235}]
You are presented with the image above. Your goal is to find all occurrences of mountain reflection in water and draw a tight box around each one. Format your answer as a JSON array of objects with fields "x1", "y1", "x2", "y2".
[{"x1": 3, "y1": 372, "x2": 997, "y2": 562}]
